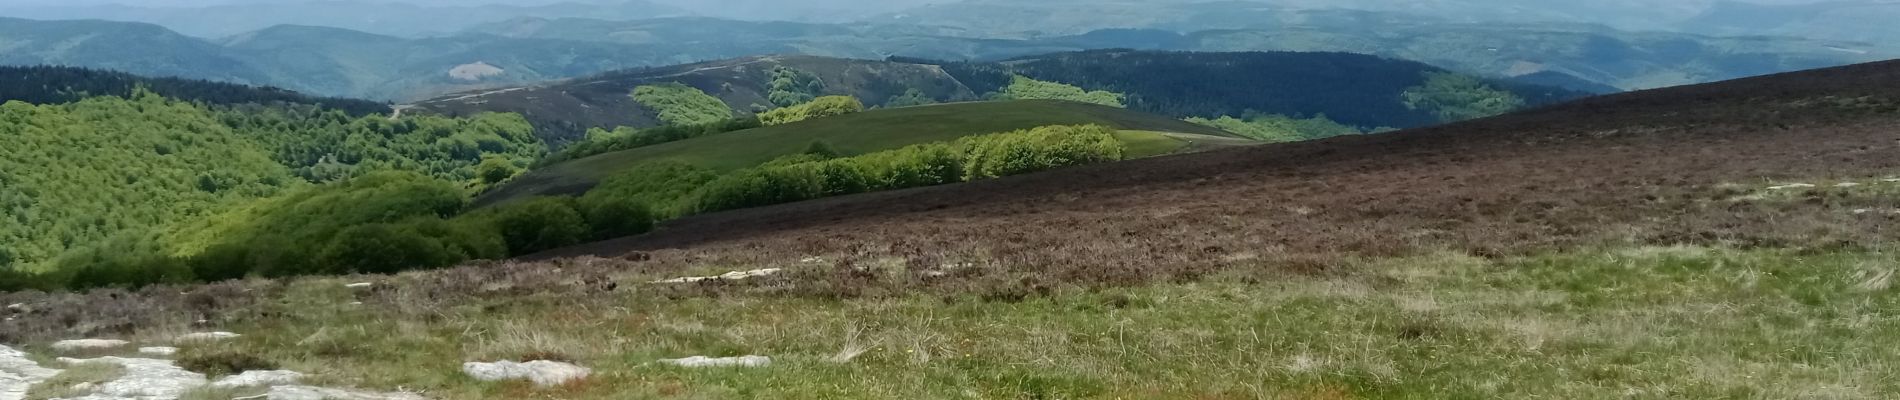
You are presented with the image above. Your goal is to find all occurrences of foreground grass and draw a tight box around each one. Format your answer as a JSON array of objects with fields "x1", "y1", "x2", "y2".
[{"x1": 153, "y1": 246, "x2": 1900, "y2": 399}]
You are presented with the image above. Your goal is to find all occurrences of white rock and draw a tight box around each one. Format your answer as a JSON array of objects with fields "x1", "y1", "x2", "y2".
[
  {"x1": 2, "y1": 344, "x2": 64, "y2": 400},
  {"x1": 1883, "y1": 178, "x2": 1900, "y2": 183},
  {"x1": 70, "y1": 381, "x2": 96, "y2": 391},
  {"x1": 344, "y1": 282, "x2": 374, "y2": 289},
  {"x1": 656, "y1": 355, "x2": 772, "y2": 368},
  {"x1": 50, "y1": 339, "x2": 129, "y2": 352},
  {"x1": 1767, "y1": 183, "x2": 1817, "y2": 190},
  {"x1": 212, "y1": 370, "x2": 304, "y2": 388},
  {"x1": 176, "y1": 332, "x2": 241, "y2": 343},
  {"x1": 1836, "y1": 182, "x2": 1862, "y2": 188},
  {"x1": 3, "y1": 303, "x2": 22, "y2": 312},
  {"x1": 653, "y1": 268, "x2": 784, "y2": 284},
  {"x1": 263, "y1": 385, "x2": 428, "y2": 400},
  {"x1": 462, "y1": 360, "x2": 590, "y2": 387},
  {"x1": 137, "y1": 347, "x2": 178, "y2": 356},
  {"x1": 55, "y1": 356, "x2": 207, "y2": 399}
]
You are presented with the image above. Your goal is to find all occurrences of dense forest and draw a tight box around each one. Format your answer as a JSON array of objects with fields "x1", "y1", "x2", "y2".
[
  {"x1": 0, "y1": 89, "x2": 543, "y2": 282},
  {"x1": 0, "y1": 66, "x2": 388, "y2": 115}
]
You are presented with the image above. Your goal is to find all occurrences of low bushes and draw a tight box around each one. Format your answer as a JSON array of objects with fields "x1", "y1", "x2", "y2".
[
  {"x1": 695, "y1": 124, "x2": 1124, "y2": 212},
  {"x1": 760, "y1": 96, "x2": 865, "y2": 125}
]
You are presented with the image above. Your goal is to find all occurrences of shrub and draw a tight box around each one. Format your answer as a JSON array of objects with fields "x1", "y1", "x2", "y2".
[
  {"x1": 475, "y1": 197, "x2": 590, "y2": 255},
  {"x1": 585, "y1": 162, "x2": 718, "y2": 217},
  {"x1": 960, "y1": 124, "x2": 1124, "y2": 180},
  {"x1": 760, "y1": 96, "x2": 865, "y2": 125},
  {"x1": 692, "y1": 124, "x2": 1122, "y2": 213},
  {"x1": 577, "y1": 197, "x2": 656, "y2": 240},
  {"x1": 317, "y1": 223, "x2": 462, "y2": 275},
  {"x1": 632, "y1": 83, "x2": 733, "y2": 126}
]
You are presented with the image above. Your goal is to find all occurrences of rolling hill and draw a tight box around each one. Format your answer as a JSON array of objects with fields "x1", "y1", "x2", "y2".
[
  {"x1": 538, "y1": 56, "x2": 1900, "y2": 265},
  {"x1": 0, "y1": 14, "x2": 1888, "y2": 102},
  {"x1": 475, "y1": 100, "x2": 1245, "y2": 206},
  {"x1": 5, "y1": 52, "x2": 1900, "y2": 400},
  {"x1": 407, "y1": 55, "x2": 982, "y2": 142},
  {"x1": 411, "y1": 51, "x2": 1588, "y2": 144}
]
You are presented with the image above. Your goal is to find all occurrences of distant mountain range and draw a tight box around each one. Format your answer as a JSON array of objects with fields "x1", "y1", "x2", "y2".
[
  {"x1": 0, "y1": 6, "x2": 1890, "y2": 101},
  {"x1": 3, "y1": 0, "x2": 687, "y2": 38}
]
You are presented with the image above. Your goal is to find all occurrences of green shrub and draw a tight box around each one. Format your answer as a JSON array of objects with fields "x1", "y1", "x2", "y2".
[
  {"x1": 318, "y1": 223, "x2": 462, "y2": 275},
  {"x1": 577, "y1": 197, "x2": 657, "y2": 240},
  {"x1": 693, "y1": 124, "x2": 1122, "y2": 213},
  {"x1": 760, "y1": 96, "x2": 865, "y2": 125},
  {"x1": 960, "y1": 124, "x2": 1124, "y2": 180},
  {"x1": 585, "y1": 162, "x2": 719, "y2": 217},
  {"x1": 475, "y1": 197, "x2": 590, "y2": 255},
  {"x1": 993, "y1": 75, "x2": 1124, "y2": 107},
  {"x1": 632, "y1": 83, "x2": 734, "y2": 126},
  {"x1": 768, "y1": 66, "x2": 824, "y2": 107}
]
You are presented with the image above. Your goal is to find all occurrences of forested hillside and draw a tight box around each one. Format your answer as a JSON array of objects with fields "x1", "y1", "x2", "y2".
[{"x1": 0, "y1": 87, "x2": 541, "y2": 276}]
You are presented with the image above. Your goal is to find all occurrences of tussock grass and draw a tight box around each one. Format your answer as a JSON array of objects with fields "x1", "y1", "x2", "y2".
[{"x1": 20, "y1": 246, "x2": 1888, "y2": 398}]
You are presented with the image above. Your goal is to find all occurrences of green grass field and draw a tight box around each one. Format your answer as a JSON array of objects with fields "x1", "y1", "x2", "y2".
[{"x1": 477, "y1": 100, "x2": 1243, "y2": 206}]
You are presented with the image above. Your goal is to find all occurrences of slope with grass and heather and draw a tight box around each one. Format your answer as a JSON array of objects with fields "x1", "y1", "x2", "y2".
[
  {"x1": 476, "y1": 99, "x2": 1244, "y2": 206},
  {"x1": 5, "y1": 58, "x2": 1900, "y2": 399}
]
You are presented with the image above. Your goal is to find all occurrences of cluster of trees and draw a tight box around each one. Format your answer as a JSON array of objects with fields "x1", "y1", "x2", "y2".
[
  {"x1": 1401, "y1": 72, "x2": 1527, "y2": 122},
  {"x1": 767, "y1": 66, "x2": 825, "y2": 108},
  {"x1": 882, "y1": 88, "x2": 938, "y2": 108},
  {"x1": 696, "y1": 124, "x2": 1124, "y2": 212},
  {"x1": 46, "y1": 171, "x2": 652, "y2": 289},
  {"x1": 0, "y1": 89, "x2": 546, "y2": 284},
  {"x1": 0, "y1": 66, "x2": 388, "y2": 116},
  {"x1": 1185, "y1": 113, "x2": 1386, "y2": 143},
  {"x1": 760, "y1": 96, "x2": 866, "y2": 125},
  {"x1": 541, "y1": 117, "x2": 764, "y2": 166},
  {"x1": 219, "y1": 104, "x2": 544, "y2": 183},
  {"x1": 631, "y1": 83, "x2": 734, "y2": 126},
  {"x1": 992, "y1": 75, "x2": 1126, "y2": 108}
]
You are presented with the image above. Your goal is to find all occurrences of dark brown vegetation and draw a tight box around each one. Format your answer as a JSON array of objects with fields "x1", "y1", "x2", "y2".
[{"x1": 5, "y1": 59, "x2": 1900, "y2": 343}]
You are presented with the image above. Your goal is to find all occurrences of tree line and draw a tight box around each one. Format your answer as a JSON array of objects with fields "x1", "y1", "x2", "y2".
[{"x1": 0, "y1": 65, "x2": 388, "y2": 116}]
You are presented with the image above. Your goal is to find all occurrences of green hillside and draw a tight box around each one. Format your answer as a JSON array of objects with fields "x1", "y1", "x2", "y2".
[{"x1": 476, "y1": 100, "x2": 1241, "y2": 206}]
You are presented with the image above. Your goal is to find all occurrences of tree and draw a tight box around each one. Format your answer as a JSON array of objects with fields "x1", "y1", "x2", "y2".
[{"x1": 767, "y1": 66, "x2": 824, "y2": 107}]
